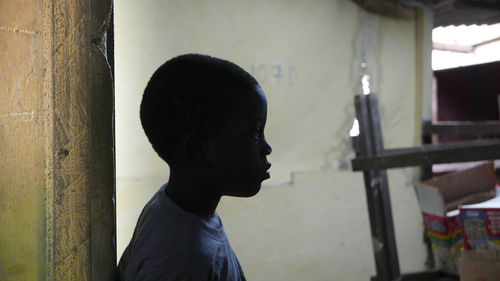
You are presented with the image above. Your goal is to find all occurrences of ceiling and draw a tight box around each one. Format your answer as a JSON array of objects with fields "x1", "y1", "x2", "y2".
[
  {"x1": 351, "y1": 0, "x2": 500, "y2": 26},
  {"x1": 434, "y1": 0, "x2": 500, "y2": 27}
]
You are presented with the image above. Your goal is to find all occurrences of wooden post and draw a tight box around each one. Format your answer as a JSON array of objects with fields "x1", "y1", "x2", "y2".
[
  {"x1": 0, "y1": 1, "x2": 115, "y2": 280},
  {"x1": 354, "y1": 94, "x2": 400, "y2": 281},
  {"x1": 48, "y1": 1, "x2": 115, "y2": 280}
]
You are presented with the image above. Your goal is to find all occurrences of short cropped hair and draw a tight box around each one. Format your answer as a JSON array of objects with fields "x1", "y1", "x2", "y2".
[{"x1": 140, "y1": 54, "x2": 259, "y2": 164}]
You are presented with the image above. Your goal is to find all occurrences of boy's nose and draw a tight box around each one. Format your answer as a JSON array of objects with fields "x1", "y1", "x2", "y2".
[{"x1": 263, "y1": 141, "x2": 272, "y2": 155}]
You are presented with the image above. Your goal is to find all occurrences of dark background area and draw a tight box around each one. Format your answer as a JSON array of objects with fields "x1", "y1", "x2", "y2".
[{"x1": 435, "y1": 60, "x2": 500, "y2": 142}]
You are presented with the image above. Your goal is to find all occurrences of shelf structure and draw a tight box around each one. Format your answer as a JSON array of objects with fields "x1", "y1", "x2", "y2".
[
  {"x1": 352, "y1": 139, "x2": 500, "y2": 171},
  {"x1": 350, "y1": 93, "x2": 500, "y2": 281},
  {"x1": 422, "y1": 120, "x2": 500, "y2": 136}
]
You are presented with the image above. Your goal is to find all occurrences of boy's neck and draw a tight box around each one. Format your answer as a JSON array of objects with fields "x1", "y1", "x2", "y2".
[{"x1": 165, "y1": 171, "x2": 221, "y2": 218}]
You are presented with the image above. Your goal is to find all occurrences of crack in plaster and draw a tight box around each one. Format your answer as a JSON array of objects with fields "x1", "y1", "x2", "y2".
[
  {"x1": 318, "y1": 10, "x2": 383, "y2": 173},
  {"x1": 265, "y1": 12, "x2": 385, "y2": 186},
  {"x1": 325, "y1": 103, "x2": 358, "y2": 171}
]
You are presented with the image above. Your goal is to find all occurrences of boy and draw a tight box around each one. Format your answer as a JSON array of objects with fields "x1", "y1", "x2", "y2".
[{"x1": 118, "y1": 54, "x2": 272, "y2": 281}]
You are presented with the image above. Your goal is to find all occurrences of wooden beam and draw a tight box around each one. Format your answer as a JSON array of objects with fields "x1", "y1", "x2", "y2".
[
  {"x1": 432, "y1": 42, "x2": 473, "y2": 53},
  {"x1": 354, "y1": 94, "x2": 401, "y2": 281},
  {"x1": 422, "y1": 120, "x2": 500, "y2": 135},
  {"x1": 352, "y1": 140, "x2": 500, "y2": 171}
]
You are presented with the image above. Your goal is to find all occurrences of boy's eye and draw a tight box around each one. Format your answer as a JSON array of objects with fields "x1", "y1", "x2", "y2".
[{"x1": 250, "y1": 128, "x2": 263, "y2": 141}]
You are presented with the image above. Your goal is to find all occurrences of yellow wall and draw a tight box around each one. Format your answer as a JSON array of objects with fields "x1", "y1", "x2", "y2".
[
  {"x1": 0, "y1": 1, "x2": 46, "y2": 279},
  {"x1": 115, "y1": 1, "x2": 428, "y2": 280}
]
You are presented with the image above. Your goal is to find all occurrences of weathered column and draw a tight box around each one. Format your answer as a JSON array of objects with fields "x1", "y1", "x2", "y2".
[{"x1": 0, "y1": 1, "x2": 115, "y2": 280}]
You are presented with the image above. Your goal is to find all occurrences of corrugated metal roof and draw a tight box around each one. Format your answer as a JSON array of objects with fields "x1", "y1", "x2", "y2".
[
  {"x1": 434, "y1": 0, "x2": 500, "y2": 27},
  {"x1": 433, "y1": 23, "x2": 500, "y2": 45},
  {"x1": 432, "y1": 23, "x2": 500, "y2": 70}
]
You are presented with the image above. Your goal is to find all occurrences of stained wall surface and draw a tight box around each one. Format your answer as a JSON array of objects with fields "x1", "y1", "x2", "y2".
[
  {"x1": 0, "y1": 1, "x2": 46, "y2": 279},
  {"x1": 115, "y1": 1, "x2": 428, "y2": 280}
]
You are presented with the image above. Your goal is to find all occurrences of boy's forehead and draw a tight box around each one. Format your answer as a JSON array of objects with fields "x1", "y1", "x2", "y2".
[
  {"x1": 224, "y1": 87, "x2": 265, "y2": 111},
  {"x1": 219, "y1": 87, "x2": 267, "y2": 124}
]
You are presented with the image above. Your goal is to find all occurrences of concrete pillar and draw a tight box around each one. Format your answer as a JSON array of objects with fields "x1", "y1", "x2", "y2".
[{"x1": 0, "y1": 1, "x2": 115, "y2": 280}]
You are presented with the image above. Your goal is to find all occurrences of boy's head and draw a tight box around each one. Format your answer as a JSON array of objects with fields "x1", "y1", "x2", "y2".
[{"x1": 140, "y1": 54, "x2": 272, "y2": 196}]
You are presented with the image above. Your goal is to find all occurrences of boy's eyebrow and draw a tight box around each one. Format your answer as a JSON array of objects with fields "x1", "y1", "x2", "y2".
[{"x1": 251, "y1": 118, "x2": 264, "y2": 125}]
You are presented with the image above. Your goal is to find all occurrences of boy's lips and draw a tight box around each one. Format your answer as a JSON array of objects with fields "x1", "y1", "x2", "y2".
[
  {"x1": 263, "y1": 162, "x2": 271, "y2": 179},
  {"x1": 264, "y1": 162, "x2": 271, "y2": 171}
]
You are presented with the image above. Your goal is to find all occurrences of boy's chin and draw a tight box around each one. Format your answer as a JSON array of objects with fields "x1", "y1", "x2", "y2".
[{"x1": 223, "y1": 183, "x2": 262, "y2": 198}]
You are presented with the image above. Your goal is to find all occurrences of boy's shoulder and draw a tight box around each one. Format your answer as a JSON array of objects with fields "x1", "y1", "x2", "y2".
[
  {"x1": 133, "y1": 184, "x2": 192, "y2": 239},
  {"x1": 119, "y1": 184, "x2": 235, "y2": 281},
  {"x1": 130, "y1": 184, "x2": 226, "y2": 253}
]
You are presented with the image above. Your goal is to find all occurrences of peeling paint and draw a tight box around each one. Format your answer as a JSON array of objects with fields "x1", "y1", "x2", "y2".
[
  {"x1": 0, "y1": 111, "x2": 35, "y2": 122},
  {"x1": 316, "y1": 10, "x2": 384, "y2": 174},
  {"x1": 0, "y1": 25, "x2": 40, "y2": 36},
  {"x1": 327, "y1": 102, "x2": 358, "y2": 171}
]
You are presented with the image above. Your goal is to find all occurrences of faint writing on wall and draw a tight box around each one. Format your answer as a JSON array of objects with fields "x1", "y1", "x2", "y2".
[{"x1": 249, "y1": 64, "x2": 296, "y2": 85}]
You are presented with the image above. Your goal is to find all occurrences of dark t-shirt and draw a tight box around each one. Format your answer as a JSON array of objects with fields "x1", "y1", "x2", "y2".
[{"x1": 118, "y1": 184, "x2": 247, "y2": 281}]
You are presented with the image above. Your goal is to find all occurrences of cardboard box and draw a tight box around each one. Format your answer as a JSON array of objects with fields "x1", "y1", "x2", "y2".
[
  {"x1": 459, "y1": 250, "x2": 500, "y2": 281},
  {"x1": 414, "y1": 162, "x2": 496, "y2": 274},
  {"x1": 461, "y1": 196, "x2": 500, "y2": 250}
]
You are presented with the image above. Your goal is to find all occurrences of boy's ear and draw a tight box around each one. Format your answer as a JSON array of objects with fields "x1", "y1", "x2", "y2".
[{"x1": 184, "y1": 133, "x2": 210, "y2": 167}]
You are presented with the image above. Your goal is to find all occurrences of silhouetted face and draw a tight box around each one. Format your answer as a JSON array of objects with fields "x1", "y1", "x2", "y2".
[{"x1": 207, "y1": 85, "x2": 272, "y2": 197}]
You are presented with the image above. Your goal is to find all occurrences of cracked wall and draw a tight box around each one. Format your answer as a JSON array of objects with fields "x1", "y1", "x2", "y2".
[{"x1": 116, "y1": 1, "x2": 429, "y2": 280}]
